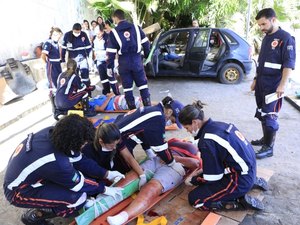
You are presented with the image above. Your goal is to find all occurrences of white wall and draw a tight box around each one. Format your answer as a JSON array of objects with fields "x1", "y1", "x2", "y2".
[{"x1": 0, "y1": 0, "x2": 97, "y2": 65}]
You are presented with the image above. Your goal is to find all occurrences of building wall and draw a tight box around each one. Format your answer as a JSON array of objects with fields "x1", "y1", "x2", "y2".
[{"x1": 0, "y1": 0, "x2": 97, "y2": 66}]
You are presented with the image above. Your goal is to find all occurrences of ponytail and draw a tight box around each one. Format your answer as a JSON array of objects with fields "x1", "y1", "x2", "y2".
[
  {"x1": 178, "y1": 100, "x2": 206, "y2": 125},
  {"x1": 94, "y1": 123, "x2": 121, "y2": 150},
  {"x1": 66, "y1": 59, "x2": 77, "y2": 76}
]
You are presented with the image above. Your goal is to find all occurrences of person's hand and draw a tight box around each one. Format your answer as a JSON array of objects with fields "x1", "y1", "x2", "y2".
[
  {"x1": 276, "y1": 83, "x2": 285, "y2": 98},
  {"x1": 107, "y1": 68, "x2": 113, "y2": 77},
  {"x1": 250, "y1": 79, "x2": 256, "y2": 91},
  {"x1": 138, "y1": 174, "x2": 147, "y2": 190},
  {"x1": 103, "y1": 186, "x2": 124, "y2": 200},
  {"x1": 106, "y1": 92, "x2": 115, "y2": 98},
  {"x1": 106, "y1": 170, "x2": 125, "y2": 183},
  {"x1": 168, "y1": 160, "x2": 186, "y2": 176}
]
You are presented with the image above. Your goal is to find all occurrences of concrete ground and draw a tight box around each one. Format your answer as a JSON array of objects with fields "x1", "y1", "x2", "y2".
[{"x1": 1, "y1": 71, "x2": 300, "y2": 225}]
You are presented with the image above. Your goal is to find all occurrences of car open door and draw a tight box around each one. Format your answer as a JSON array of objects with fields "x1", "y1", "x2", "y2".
[
  {"x1": 144, "y1": 30, "x2": 164, "y2": 77},
  {"x1": 185, "y1": 29, "x2": 210, "y2": 75}
]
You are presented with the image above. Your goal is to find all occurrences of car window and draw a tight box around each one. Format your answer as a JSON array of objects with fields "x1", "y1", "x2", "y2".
[
  {"x1": 159, "y1": 31, "x2": 189, "y2": 53},
  {"x1": 193, "y1": 30, "x2": 209, "y2": 48},
  {"x1": 222, "y1": 32, "x2": 238, "y2": 44}
]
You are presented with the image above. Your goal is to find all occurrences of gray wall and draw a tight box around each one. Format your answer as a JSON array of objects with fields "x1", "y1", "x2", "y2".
[{"x1": 0, "y1": 0, "x2": 97, "y2": 65}]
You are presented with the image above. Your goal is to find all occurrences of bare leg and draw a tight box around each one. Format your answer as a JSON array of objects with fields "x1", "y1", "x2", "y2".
[{"x1": 107, "y1": 179, "x2": 163, "y2": 225}]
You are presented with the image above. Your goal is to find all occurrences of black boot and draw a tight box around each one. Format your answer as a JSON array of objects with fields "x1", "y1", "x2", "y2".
[
  {"x1": 251, "y1": 123, "x2": 264, "y2": 146},
  {"x1": 82, "y1": 97, "x2": 97, "y2": 117},
  {"x1": 49, "y1": 94, "x2": 67, "y2": 121},
  {"x1": 256, "y1": 128, "x2": 276, "y2": 159},
  {"x1": 142, "y1": 97, "x2": 151, "y2": 107},
  {"x1": 21, "y1": 208, "x2": 56, "y2": 225},
  {"x1": 209, "y1": 194, "x2": 264, "y2": 211},
  {"x1": 125, "y1": 98, "x2": 136, "y2": 110}
]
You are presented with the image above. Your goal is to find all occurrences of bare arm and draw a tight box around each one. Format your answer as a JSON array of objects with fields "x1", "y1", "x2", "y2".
[
  {"x1": 94, "y1": 93, "x2": 115, "y2": 112},
  {"x1": 120, "y1": 148, "x2": 144, "y2": 176},
  {"x1": 173, "y1": 155, "x2": 200, "y2": 170},
  {"x1": 277, "y1": 68, "x2": 292, "y2": 97},
  {"x1": 41, "y1": 53, "x2": 47, "y2": 64}
]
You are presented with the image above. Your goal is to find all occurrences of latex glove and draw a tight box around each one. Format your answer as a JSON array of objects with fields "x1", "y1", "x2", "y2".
[
  {"x1": 107, "y1": 68, "x2": 113, "y2": 77},
  {"x1": 103, "y1": 186, "x2": 124, "y2": 200},
  {"x1": 106, "y1": 170, "x2": 125, "y2": 183},
  {"x1": 138, "y1": 174, "x2": 147, "y2": 190},
  {"x1": 145, "y1": 148, "x2": 156, "y2": 160},
  {"x1": 168, "y1": 160, "x2": 186, "y2": 176}
]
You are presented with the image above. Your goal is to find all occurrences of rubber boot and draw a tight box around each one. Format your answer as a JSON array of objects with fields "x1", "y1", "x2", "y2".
[
  {"x1": 142, "y1": 97, "x2": 151, "y2": 107},
  {"x1": 251, "y1": 123, "x2": 264, "y2": 146},
  {"x1": 21, "y1": 208, "x2": 56, "y2": 225},
  {"x1": 82, "y1": 97, "x2": 97, "y2": 117},
  {"x1": 125, "y1": 98, "x2": 136, "y2": 110},
  {"x1": 49, "y1": 94, "x2": 66, "y2": 121},
  {"x1": 256, "y1": 128, "x2": 276, "y2": 159}
]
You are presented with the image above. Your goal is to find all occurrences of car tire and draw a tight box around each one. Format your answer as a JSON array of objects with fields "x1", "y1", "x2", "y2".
[{"x1": 218, "y1": 63, "x2": 244, "y2": 84}]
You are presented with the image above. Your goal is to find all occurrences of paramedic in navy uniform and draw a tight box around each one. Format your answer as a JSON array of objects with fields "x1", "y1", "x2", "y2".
[
  {"x1": 3, "y1": 115, "x2": 124, "y2": 225},
  {"x1": 61, "y1": 23, "x2": 92, "y2": 87},
  {"x1": 250, "y1": 8, "x2": 296, "y2": 159},
  {"x1": 106, "y1": 9, "x2": 151, "y2": 110},
  {"x1": 178, "y1": 101, "x2": 264, "y2": 211},
  {"x1": 112, "y1": 97, "x2": 186, "y2": 184}
]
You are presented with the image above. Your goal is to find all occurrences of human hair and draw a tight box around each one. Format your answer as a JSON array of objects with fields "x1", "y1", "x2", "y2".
[
  {"x1": 66, "y1": 59, "x2": 77, "y2": 76},
  {"x1": 162, "y1": 96, "x2": 174, "y2": 110},
  {"x1": 94, "y1": 123, "x2": 121, "y2": 150},
  {"x1": 112, "y1": 9, "x2": 125, "y2": 20},
  {"x1": 72, "y1": 23, "x2": 82, "y2": 31},
  {"x1": 99, "y1": 24, "x2": 105, "y2": 32},
  {"x1": 105, "y1": 19, "x2": 112, "y2": 26},
  {"x1": 50, "y1": 114, "x2": 95, "y2": 155},
  {"x1": 49, "y1": 27, "x2": 62, "y2": 39},
  {"x1": 178, "y1": 100, "x2": 206, "y2": 125},
  {"x1": 83, "y1": 19, "x2": 90, "y2": 30},
  {"x1": 91, "y1": 20, "x2": 97, "y2": 25},
  {"x1": 255, "y1": 8, "x2": 276, "y2": 20}
]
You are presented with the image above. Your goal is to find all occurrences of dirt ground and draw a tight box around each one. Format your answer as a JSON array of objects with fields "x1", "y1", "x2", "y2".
[{"x1": 1, "y1": 74, "x2": 300, "y2": 225}]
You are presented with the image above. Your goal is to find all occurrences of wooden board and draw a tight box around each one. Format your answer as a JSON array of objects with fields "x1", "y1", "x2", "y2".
[{"x1": 72, "y1": 167, "x2": 273, "y2": 225}]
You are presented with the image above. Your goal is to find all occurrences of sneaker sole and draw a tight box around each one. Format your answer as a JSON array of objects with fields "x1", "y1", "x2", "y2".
[{"x1": 244, "y1": 195, "x2": 264, "y2": 210}]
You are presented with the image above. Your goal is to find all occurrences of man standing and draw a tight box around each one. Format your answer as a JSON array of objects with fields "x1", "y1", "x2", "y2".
[
  {"x1": 106, "y1": 9, "x2": 151, "y2": 110},
  {"x1": 61, "y1": 23, "x2": 92, "y2": 87},
  {"x1": 250, "y1": 8, "x2": 296, "y2": 159}
]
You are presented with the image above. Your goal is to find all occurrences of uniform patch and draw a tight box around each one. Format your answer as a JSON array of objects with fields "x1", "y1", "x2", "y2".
[
  {"x1": 12, "y1": 143, "x2": 24, "y2": 158},
  {"x1": 72, "y1": 173, "x2": 80, "y2": 183},
  {"x1": 287, "y1": 45, "x2": 294, "y2": 51},
  {"x1": 235, "y1": 130, "x2": 245, "y2": 142},
  {"x1": 60, "y1": 78, "x2": 66, "y2": 86},
  {"x1": 271, "y1": 40, "x2": 278, "y2": 49},
  {"x1": 124, "y1": 31, "x2": 131, "y2": 41},
  {"x1": 81, "y1": 37, "x2": 85, "y2": 42}
]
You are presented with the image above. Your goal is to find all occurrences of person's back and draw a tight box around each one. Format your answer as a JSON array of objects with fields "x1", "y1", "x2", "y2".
[
  {"x1": 198, "y1": 119, "x2": 256, "y2": 182},
  {"x1": 107, "y1": 9, "x2": 151, "y2": 109}
]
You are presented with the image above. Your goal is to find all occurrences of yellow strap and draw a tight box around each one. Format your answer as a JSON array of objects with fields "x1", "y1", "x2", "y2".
[{"x1": 136, "y1": 214, "x2": 167, "y2": 225}]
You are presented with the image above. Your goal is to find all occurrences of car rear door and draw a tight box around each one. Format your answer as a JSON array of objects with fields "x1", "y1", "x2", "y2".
[{"x1": 185, "y1": 29, "x2": 210, "y2": 75}]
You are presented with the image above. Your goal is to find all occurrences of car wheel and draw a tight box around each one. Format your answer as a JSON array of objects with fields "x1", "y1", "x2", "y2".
[{"x1": 218, "y1": 63, "x2": 244, "y2": 84}]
